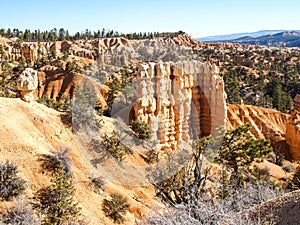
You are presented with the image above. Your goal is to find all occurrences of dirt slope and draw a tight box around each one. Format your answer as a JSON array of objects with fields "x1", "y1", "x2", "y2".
[{"x1": 0, "y1": 97, "x2": 158, "y2": 224}]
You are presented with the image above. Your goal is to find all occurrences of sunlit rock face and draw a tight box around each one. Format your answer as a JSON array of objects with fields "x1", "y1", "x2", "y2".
[
  {"x1": 285, "y1": 95, "x2": 300, "y2": 160},
  {"x1": 131, "y1": 60, "x2": 227, "y2": 151},
  {"x1": 16, "y1": 68, "x2": 38, "y2": 102}
]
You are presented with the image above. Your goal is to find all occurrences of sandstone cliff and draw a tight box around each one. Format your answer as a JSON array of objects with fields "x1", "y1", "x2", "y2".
[
  {"x1": 227, "y1": 104, "x2": 288, "y2": 141},
  {"x1": 129, "y1": 60, "x2": 227, "y2": 151},
  {"x1": 34, "y1": 66, "x2": 109, "y2": 108},
  {"x1": 227, "y1": 104, "x2": 291, "y2": 157},
  {"x1": 286, "y1": 109, "x2": 300, "y2": 160},
  {"x1": 0, "y1": 34, "x2": 200, "y2": 66}
]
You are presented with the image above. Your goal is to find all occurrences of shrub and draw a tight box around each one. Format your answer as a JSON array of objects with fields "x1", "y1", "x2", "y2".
[
  {"x1": 130, "y1": 120, "x2": 152, "y2": 140},
  {"x1": 143, "y1": 149, "x2": 159, "y2": 164},
  {"x1": 38, "y1": 146, "x2": 72, "y2": 175},
  {"x1": 102, "y1": 132, "x2": 129, "y2": 161},
  {"x1": 250, "y1": 166, "x2": 271, "y2": 182},
  {"x1": 150, "y1": 137, "x2": 211, "y2": 205},
  {"x1": 287, "y1": 166, "x2": 300, "y2": 190},
  {"x1": 102, "y1": 193, "x2": 130, "y2": 224},
  {"x1": 0, "y1": 161, "x2": 26, "y2": 201},
  {"x1": 139, "y1": 182, "x2": 280, "y2": 225},
  {"x1": 37, "y1": 95, "x2": 64, "y2": 111},
  {"x1": 282, "y1": 164, "x2": 293, "y2": 173},
  {"x1": 214, "y1": 124, "x2": 272, "y2": 185},
  {"x1": 33, "y1": 169, "x2": 81, "y2": 225},
  {"x1": 88, "y1": 174, "x2": 106, "y2": 193},
  {"x1": 1, "y1": 201, "x2": 39, "y2": 225}
]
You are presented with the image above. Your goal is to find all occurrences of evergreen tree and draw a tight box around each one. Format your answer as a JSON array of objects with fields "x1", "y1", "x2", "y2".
[
  {"x1": 58, "y1": 28, "x2": 65, "y2": 41},
  {"x1": 33, "y1": 169, "x2": 80, "y2": 225},
  {"x1": 214, "y1": 124, "x2": 272, "y2": 184}
]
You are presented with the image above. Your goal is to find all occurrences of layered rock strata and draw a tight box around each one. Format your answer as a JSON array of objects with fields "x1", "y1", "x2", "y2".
[{"x1": 16, "y1": 67, "x2": 109, "y2": 108}]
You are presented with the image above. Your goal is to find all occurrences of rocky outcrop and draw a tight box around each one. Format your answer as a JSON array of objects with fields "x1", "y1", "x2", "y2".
[
  {"x1": 15, "y1": 66, "x2": 109, "y2": 108},
  {"x1": 132, "y1": 61, "x2": 227, "y2": 151},
  {"x1": 227, "y1": 104, "x2": 290, "y2": 157},
  {"x1": 16, "y1": 68, "x2": 38, "y2": 102},
  {"x1": 227, "y1": 104, "x2": 288, "y2": 141},
  {"x1": 286, "y1": 109, "x2": 300, "y2": 160},
  {"x1": 294, "y1": 94, "x2": 300, "y2": 111},
  {"x1": 246, "y1": 190, "x2": 300, "y2": 225},
  {"x1": 36, "y1": 66, "x2": 109, "y2": 108},
  {"x1": 0, "y1": 34, "x2": 200, "y2": 67},
  {"x1": 37, "y1": 66, "x2": 82, "y2": 100}
]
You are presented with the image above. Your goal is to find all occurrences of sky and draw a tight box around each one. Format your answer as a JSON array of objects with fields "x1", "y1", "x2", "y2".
[{"x1": 1, "y1": 0, "x2": 300, "y2": 38}]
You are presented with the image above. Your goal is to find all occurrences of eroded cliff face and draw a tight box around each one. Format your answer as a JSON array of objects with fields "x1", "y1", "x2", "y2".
[
  {"x1": 132, "y1": 61, "x2": 227, "y2": 151},
  {"x1": 226, "y1": 104, "x2": 300, "y2": 159},
  {"x1": 15, "y1": 66, "x2": 109, "y2": 109},
  {"x1": 0, "y1": 34, "x2": 199, "y2": 66},
  {"x1": 285, "y1": 95, "x2": 300, "y2": 160},
  {"x1": 227, "y1": 104, "x2": 288, "y2": 141},
  {"x1": 286, "y1": 109, "x2": 300, "y2": 160}
]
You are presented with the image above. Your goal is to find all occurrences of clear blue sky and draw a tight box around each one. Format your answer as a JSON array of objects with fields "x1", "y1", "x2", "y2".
[{"x1": 1, "y1": 0, "x2": 300, "y2": 38}]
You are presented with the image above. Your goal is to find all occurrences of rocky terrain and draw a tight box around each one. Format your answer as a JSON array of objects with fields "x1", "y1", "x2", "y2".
[{"x1": 1, "y1": 33, "x2": 300, "y2": 224}]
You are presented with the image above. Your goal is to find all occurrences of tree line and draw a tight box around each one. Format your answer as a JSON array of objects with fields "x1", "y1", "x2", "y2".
[{"x1": 0, "y1": 28, "x2": 185, "y2": 42}]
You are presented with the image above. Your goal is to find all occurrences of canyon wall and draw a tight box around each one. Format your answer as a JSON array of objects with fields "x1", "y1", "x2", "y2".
[
  {"x1": 285, "y1": 96, "x2": 300, "y2": 160},
  {"x1": 0, "y1": 34, "x2": 199, "y2": 66},
  {"x1": 286, "y1": 109, "x2": 300, "y2": 160},
  {"x1": 131, "y1": 60, "x2": 227, "y2": 151},
  {"x1": 227, "y1": 104, "x2": 288, "y2": 142}
]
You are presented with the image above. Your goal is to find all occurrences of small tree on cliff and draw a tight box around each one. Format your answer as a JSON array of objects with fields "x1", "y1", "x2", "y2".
[{"x1": 215, "y1": 124, "x2": 272, "y2": 185}]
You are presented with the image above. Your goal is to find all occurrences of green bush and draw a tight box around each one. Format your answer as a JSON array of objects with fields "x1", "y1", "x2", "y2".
[
  {"x1": 287, "y1": 166, "x2": 300, "y2": 190},
  {"x1": 143, "y1": 149, "x2": 159, "y2": 164},
  {"x1": 33, "y1": 169, "x2": 81, "y2": 225},
  {"x1": 37, "y1": 94, "x2": 72, "y2": 112},
  {"x1": 0, "y1": 161, "x2": 27, "y2": 201},
  {"x1": 102, "y1": 193, "x2": 130, "y2": 224},
  {"x1": 130, "y1": 120, "x2": 152, "y2": 140},
  {"x1": 102, "y1": 132, "x2": 129, "y2": 161}
]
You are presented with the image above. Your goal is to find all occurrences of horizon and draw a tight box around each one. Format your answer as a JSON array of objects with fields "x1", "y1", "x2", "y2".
[{"x1": 1, "y1": 0, "x2": 300, "y2": 38}]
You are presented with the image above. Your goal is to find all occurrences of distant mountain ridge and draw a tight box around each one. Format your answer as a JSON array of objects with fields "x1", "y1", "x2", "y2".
[{"x1": 197, "y1": 30, "x2": 300, "y2": 46}]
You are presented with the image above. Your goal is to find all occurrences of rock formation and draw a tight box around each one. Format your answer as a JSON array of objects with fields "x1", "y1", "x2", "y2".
[
  {"x1": 131, "y1": 60, "x2": 227, "y2": 151},
  {"x1": 16, "y1": 68, "x2": 38, "y2": 102},
  {"x1": 294, "y1": 94, "x2": 300, "y2": 111},
  {"x1": 36, "y1": 66, "x2": 109, "y2": 109},
  {"x1": 15, "y1": 66, "x2": 109, "y2": 108},
  {"x1": 246, "y1": 190, "x2": 300, "y2": 225},
  {"x1": 227, "y1": 104, "x2": 288, "y2": 141},
  {"x1": 286, "y1": 109, "x2": 300, "y2": 160},
  {"x1": 227, "y1": 104, "x2": 291, "y2": 158}
]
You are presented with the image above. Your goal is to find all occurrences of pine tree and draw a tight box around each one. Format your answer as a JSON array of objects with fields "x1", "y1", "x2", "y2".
[
  {"x1": 215, "y1": 124, "x2": 272, "y2": 184},
  {"x1": 33, "y1": 170, "x2": 80, "y2": 225}
]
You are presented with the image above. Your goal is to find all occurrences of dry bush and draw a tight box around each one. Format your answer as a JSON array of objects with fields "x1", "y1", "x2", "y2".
[
  {"x1": 0, "y1": 161, "x2": 27, "y2": 201},
  {"x1": 0, "y1": 201, "x2": 40, "y2": 225},
  {"x1": 139, "y1": 182, "x2": 281, "y2": 225},
  {"x1": 38, "y1": 146, "x2": 72, "y2": 175}
]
